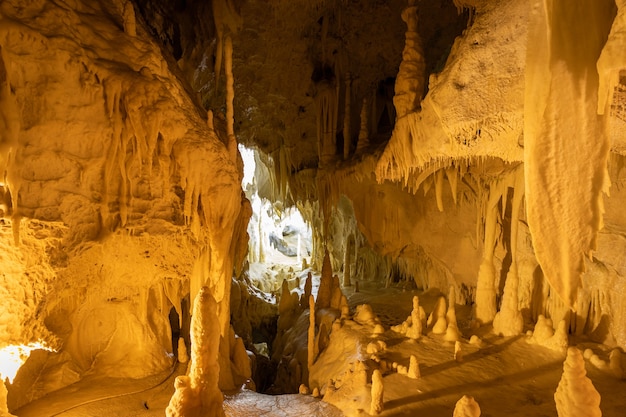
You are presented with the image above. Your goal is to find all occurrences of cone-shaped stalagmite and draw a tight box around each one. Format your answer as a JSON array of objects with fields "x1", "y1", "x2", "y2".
[
  {"x1": 555, "y1": 348, "x2": 601, "y2": 417},
  {"x1": 406, "y1": 296, "x2": 423, "y2": 340}
]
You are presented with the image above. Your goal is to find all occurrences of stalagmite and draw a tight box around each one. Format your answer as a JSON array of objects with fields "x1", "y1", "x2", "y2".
[
  {"x1": 555, "y1": 348, "x2": 602, "y2": 417},
  {"x1": 445, "y1": 286, "x2": 460, "y2": 341},
  {"x1": 307, "y1": 294, "x2": 317, "y2": 371},
  {"x1": 317, "y1": 250, "x2": 333, "y2": 309},
  {"x1": 453, "y1": 395, "x2": 481, "y2": 417},
  {"x1": 340, "y1": 296, "x2": 350, "y2": 320},
  {"x1": 393, "y1": 0, "x2": 426, "y2": 119},
  {"x1": 475, "y1": 181, "x2": 500, "y2": 324},
  {"x1": 530, "y1": 316, "x2": 569, "y2": 353},
  {"x1": 609, "y1": 349, "x2": 624, "y2": 379},
  {"x1": 166, "y1": 287, "x2": 225, "y2": 417},
  {"x1": 231, "y1": 336, "x2": 252, "y2": 383},
  {"x1": 435, "y1": 169, "x2": 445, "y2": 212},
  {"x1": 524, "y1": 0, "x2": 614, "y2": 308},
  {"x1": 212, "y1": 0, "x2": 242, "y2": 98},
  {"x1": 429, "y1": 296, "x2": 448, "y2": 334},
  {"x1": 178, "y1": 337, "x2": 189, "y2": 364},
  {"x1": 406, "y1": 295, "x2": 423, "y2": 340},
  {"x1": 531, "y1": 315, "x2": 555, "y2": 342},
  {"x1": 454, "y1": 341, "x2": 463, "y2": 362},
  {"x1": 301, "y1": 271, "x2": 313, "y2": 308},
  {"x1": 330, "y1": 275, "x2": 342, "y2": 310},
  {"x1": 493, "y1": 168, "x2": 525, "y2": 336},
  {"x1": 370, "y1": 369, "x2": 384, "y2": 415},
  {"x1": 408, "y1": 355, "x2": 420, "y2": 379}
]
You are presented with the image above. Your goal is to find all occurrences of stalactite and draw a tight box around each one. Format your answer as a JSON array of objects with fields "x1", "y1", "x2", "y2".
[
  {"x1": 356, "y1": 97, "x2": 370, "y2": 155},
  {"x1": 212, "y1": 0, "x2": 243, "y2": 101},
  {"x1": 224, "y1": 36, "x2": 238, "y2": 163},
  {"x1": 454, "y1": 341, "x2": 463, "y2": 362},
  {"x1": 122, "y1": 1, "x2": 136, "y2": 37},
  {"x1": 408, "y1": 355, "x2": 420, "y2": 379},
  {"x1": 316, "y1": 79, "x2": 338, "y2": 167},
  {"x1": 393, "y1": 0, "x2": 425, "y2": 119},
  {"x1": 435, "y1": 169, "x2": 445, "y2": 212},
  {"x1": 444, "y1": 286, "x2": 460, "y2": 342}
]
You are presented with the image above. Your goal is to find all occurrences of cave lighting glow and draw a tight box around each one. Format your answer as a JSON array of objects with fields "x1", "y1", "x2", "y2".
[{"x1": 0, "y1": 341, "x2": 55, "y2": 383}]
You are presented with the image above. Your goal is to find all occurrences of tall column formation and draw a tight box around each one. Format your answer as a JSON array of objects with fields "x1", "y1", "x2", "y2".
[
  {"x1": 316, "y1": 80, "x2": 339, "y2": 166},
  {"x1": 493, "y1": 168, "x2": 525, "y2": 336},
  {"x1": 356, "y1": 97, "x2": 370, "y2": 154},
  {"x1": 393, "y1": 0, "x2": 426, "y2": 119},
  {"x1": 475, "y1": 181, "x2": 500, "y2": 324},
  {"x1": 524, "y1": 0, "x2": 614, "y2": 308},
  {"x1": 317, "y1": 250, "x2": 333, "y2": 309},
  {"x1": 166, "y1": 287, "x2": 225, "y2": 417}
]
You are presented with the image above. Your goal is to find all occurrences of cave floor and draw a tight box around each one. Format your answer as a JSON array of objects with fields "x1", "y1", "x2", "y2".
[
  {"x1": 339, "y1": 282, "x2": 626, "y2": 417},
  {"x1": 12, "y1": 280, "x2": 626, "y2": 417}
]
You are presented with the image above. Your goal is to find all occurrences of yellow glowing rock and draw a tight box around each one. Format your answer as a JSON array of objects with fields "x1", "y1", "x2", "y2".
[{"x1": 524, "y1": 0, "x2": 613, "y2": 308}]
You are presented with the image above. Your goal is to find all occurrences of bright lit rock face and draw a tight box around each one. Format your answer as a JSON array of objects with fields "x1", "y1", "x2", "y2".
[{"x1": 0, "y1": 0, "x2": 244, "y2": 407}]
